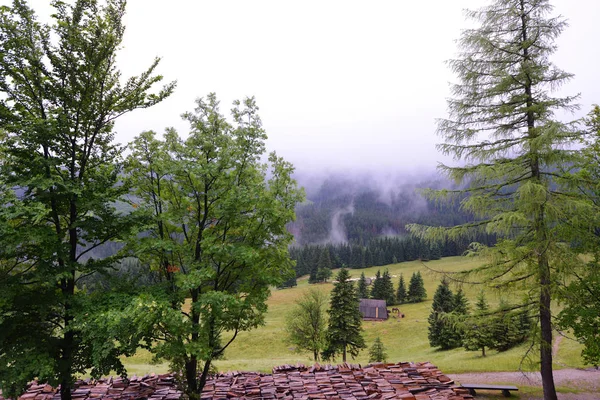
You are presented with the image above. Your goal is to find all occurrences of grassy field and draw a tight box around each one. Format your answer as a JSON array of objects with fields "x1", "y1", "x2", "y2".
[{"x1": 121, "y1": 256, "x2": 587, "y2": 376}]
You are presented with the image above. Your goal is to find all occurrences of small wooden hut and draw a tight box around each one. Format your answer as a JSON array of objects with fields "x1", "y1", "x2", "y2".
[{"x1": 359, "y1": 299, "x2": 388, "y2": 321}]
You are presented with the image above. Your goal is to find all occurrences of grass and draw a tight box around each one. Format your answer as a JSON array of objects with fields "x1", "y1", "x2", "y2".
[{"x1": 120, "y1": 256, "x2": 589, "y2": 376}]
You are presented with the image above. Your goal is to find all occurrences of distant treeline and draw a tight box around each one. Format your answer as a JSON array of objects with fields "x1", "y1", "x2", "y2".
[{"x1": 288, "y1": 233, "x2": 495, "y2": 281}]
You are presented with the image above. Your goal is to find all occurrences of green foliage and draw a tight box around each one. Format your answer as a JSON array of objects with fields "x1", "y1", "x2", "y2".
[
  {"x1": 463, "y1": 292, "x2": 494, "y2": 357},
  {"x1": 407, "y1": 1, "x2": 586, "y2": 398},
  {"x1": 322, "y1": 269, "x2": 366, "y2": 362},
  {"x1": 122, "y1": 94, "x2": 303, "y2": 397},
  {"x1": 428, "y1": 279, "x2": 463, "y2": 350},
  {"x1": 0, "y1": 0, "x2": 173, "y2": 397},
  {"x1": 556, "y1": 107, "x2": 600, "y2": 367},
  {"x1": 285, "y1": 288, "x2": 328, "y2": 362},
  {"x1": 357, "y1": 272, "x2": 370, "y2": 299},
  {"x1": 396, "y1": 274, "x2": 407, "y2": 304},
  {"x1": 368, "y1": 337, "x2": 388, "y2": 363},
  {"x1": 488, "y1": 300, "x2": 531, "y2": 352},
  {"x1": 371, "y1": 269, "x2": 395, "y2": 305},
  {"x1": 558, "y1": 262, "x2": 600, "y2": 366},
  {"x1": 407, "y1": 271, "x2": 427, "y2": 303},
  {"x1": 453, "y1": 288, "x2": 469, "y2": 315}
]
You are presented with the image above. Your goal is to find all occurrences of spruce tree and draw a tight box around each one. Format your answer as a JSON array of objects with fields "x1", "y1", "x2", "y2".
[
  {"x1": 428, "y1": 279, "x2": 462, "y2": 350},
  {"x1": 357, "y1": 272, "x2": 370, "y2": 299},
  {"x1": 396, "y1": 274, "x2": 407, "y2": 304},
  {"x1": 407, "y1": 1, "x2": 582, "y2": 397},
  {"x1": 453, "y1": 288, "x2": 469, "y2": 315},
  {"x1": 370, "y1": 270, "x2": 383, "y2": 300},
  {"x1": 463, "y1": 292, "x2": 494, "y2": 357},
  {"x1": 323, "y1": 269, "x2": 366, "y2": 362},
  {"x1": 407, "y1": 271, "x2": 427, "y2": 303},
  {"x1": 368, "y1": 337, "x2": 388, "y2": 363},
  {"x1": 380, "y1": 269, "x2": 396, "y2": 305}
]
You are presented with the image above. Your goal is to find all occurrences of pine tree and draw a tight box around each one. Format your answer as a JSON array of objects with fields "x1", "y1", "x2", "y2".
[
  {"x1": 407, "y1": 271, "x2": 427, "y2": 303},
  {"x1": 357, "y1": 272, "x2": 370, "y2": 299},
  {"x1": 463, "y1": 292, "x2": 494, "y2": 357},
  {"x1": 489, "y1": 300, "x2": 529, "y2": 352},
  {"x1": 407, "y1": 1, "x2": 582, "y2": 397},
  {"x1": 380, "y1": 269, "x2": 396, "y2": 305},
  {"x1": 396, "y1": 274, "x2": 407, "y2": 304},
  {"x1": 370, "y1": 270, "x2": 383, "y2": 300},
  {"x1": 428, "y1": 279, "x2": 462, "y2": 350},
  {"x1": 453, "y1": 288, "x2": 469, "y2": 315},
  {"x1": 323, "y1": 269, "x2": 366, "y2": 362},
  {"x1": 368, "y1": 337, "x2": 388, "y2": 363}
]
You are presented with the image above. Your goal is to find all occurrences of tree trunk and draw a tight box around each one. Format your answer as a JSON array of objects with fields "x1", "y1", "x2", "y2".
[
  {"x1": 540, "y1": 253, "x2": 558, "y2": 400},
  {"x1": 342, "y1": 344, "x2": 347, "y2": 363},
  {"x1": 185, "y1": 356, "x2": 198, "y2": 398},
  {"x1": 59, "y1": 276, "x2": 75, "y2": 400},
  {"x1": 196, "y1": 358, "x2": 213, "y2": 396},
  {"x1": 482, "y1": 346, "x2": 485, "y2": 357},
  {"x1": 59, "y1": 329, "x2": 74, "y2": 400},
  {"x1": 186, "y1": 287, "x2": 201, "y2": 395}
]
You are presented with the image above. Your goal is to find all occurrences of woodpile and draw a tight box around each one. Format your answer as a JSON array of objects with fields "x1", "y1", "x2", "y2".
[{"x1": 1, "y1": 362, "x2": 473, "y2": 400}]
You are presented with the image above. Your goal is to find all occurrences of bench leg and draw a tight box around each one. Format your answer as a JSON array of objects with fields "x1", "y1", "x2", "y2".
[
  {"x1": 468, "y1": 388, "x2": 476, "y2": 396},
  {"x1": 502, "y1": 389, "x2": 511, "y2": 397}
]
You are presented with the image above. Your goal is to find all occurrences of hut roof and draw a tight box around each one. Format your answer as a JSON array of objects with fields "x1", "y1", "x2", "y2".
[{"x1": 359, "y1": 298, "x2": 388, "y2": 320}]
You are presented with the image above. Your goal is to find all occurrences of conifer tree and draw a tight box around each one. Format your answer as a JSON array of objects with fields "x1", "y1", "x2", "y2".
[
  {"x1": 380, "y1": 269, "x2": 396, "y2": 305},
  {"x1": 428, "y1": 279, "x2": 462, "y2": 350},
  {"x1": 323, "y1": 269, "x2": 366, "y2": 362},
  {"x1": 396, "y1": 274, "x2": 407, "y2": 304},
  {"x1": 370, "y1": 270, "x2": 383, "y2": 300},
  {"x1": 368, "y1": 337, "x2": 388, "y2": 363},
  {"x1": 463, "y1": 292, "x2": 494, "y2": 357},
  {"x1": 357, "y1": 272, "x2": 370, "y2": 299},
  {"x1": 407, "y1": 271, "x2": 427, "y2": 303},
  {"x1": 407, "y1": 1, "x2": 582, "y2": 397},
  {"x1": 453, "y1": 288, "x2": 469, "y2": 315}
]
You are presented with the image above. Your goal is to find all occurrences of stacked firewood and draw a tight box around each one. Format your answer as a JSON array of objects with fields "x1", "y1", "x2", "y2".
[{"x1": 2, "y1": 362, "x2": 473, "y2": 400}]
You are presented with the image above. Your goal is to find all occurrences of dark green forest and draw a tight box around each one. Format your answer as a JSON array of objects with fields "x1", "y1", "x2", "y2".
[{"x1": 285, "y1": 175, "x2": 496, "y2": 284}]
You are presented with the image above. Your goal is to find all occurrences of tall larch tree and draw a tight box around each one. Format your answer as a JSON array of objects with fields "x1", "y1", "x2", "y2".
[
  {"x1": 0, "y1": 1, "x2": 174, "y2": 398},
  {"x1": 408, "y1": 1, "x2": 583, "y2": 398}
]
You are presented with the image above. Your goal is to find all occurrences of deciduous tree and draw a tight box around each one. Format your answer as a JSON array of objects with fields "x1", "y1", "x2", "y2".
[
  {"x1": 0, "y1": 1, "x2": 174, "y2": 398},
  {"x1": 124, "y1": 94, "x2": 303, "y2": 398},
  {"x1": 285, "y1": 288, "x2": 328, "y2": 362}
]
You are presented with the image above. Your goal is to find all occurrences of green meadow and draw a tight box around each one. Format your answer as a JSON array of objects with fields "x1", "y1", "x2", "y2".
[{"x1": 121, "y1": 256, "x2": 587, "y2": 376}]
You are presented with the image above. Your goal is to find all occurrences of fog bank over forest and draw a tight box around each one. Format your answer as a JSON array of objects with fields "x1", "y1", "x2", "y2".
[{"x1": 289, "y1": 168, "x2": 469, "y2": 247}]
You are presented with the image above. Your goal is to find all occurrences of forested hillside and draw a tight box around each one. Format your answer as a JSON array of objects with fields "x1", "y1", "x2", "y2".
[{"x1": 284, "y1": 173, "x2": 496, "y2": 282}]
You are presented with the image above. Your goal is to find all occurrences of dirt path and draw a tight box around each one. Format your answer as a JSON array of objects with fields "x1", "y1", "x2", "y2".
[{"x1": 448, "y1": 368, "x2": 600, "y2": 399}]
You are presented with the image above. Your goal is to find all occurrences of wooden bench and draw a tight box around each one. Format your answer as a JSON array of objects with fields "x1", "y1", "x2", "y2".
[{"x1": 461, "y1": 383, "x2": 519, "y2": 397}]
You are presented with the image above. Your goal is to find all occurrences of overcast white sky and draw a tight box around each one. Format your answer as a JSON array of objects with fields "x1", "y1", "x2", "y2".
[{"x1": 12, "y1": 0, "x2": 600, "y2": 174}]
